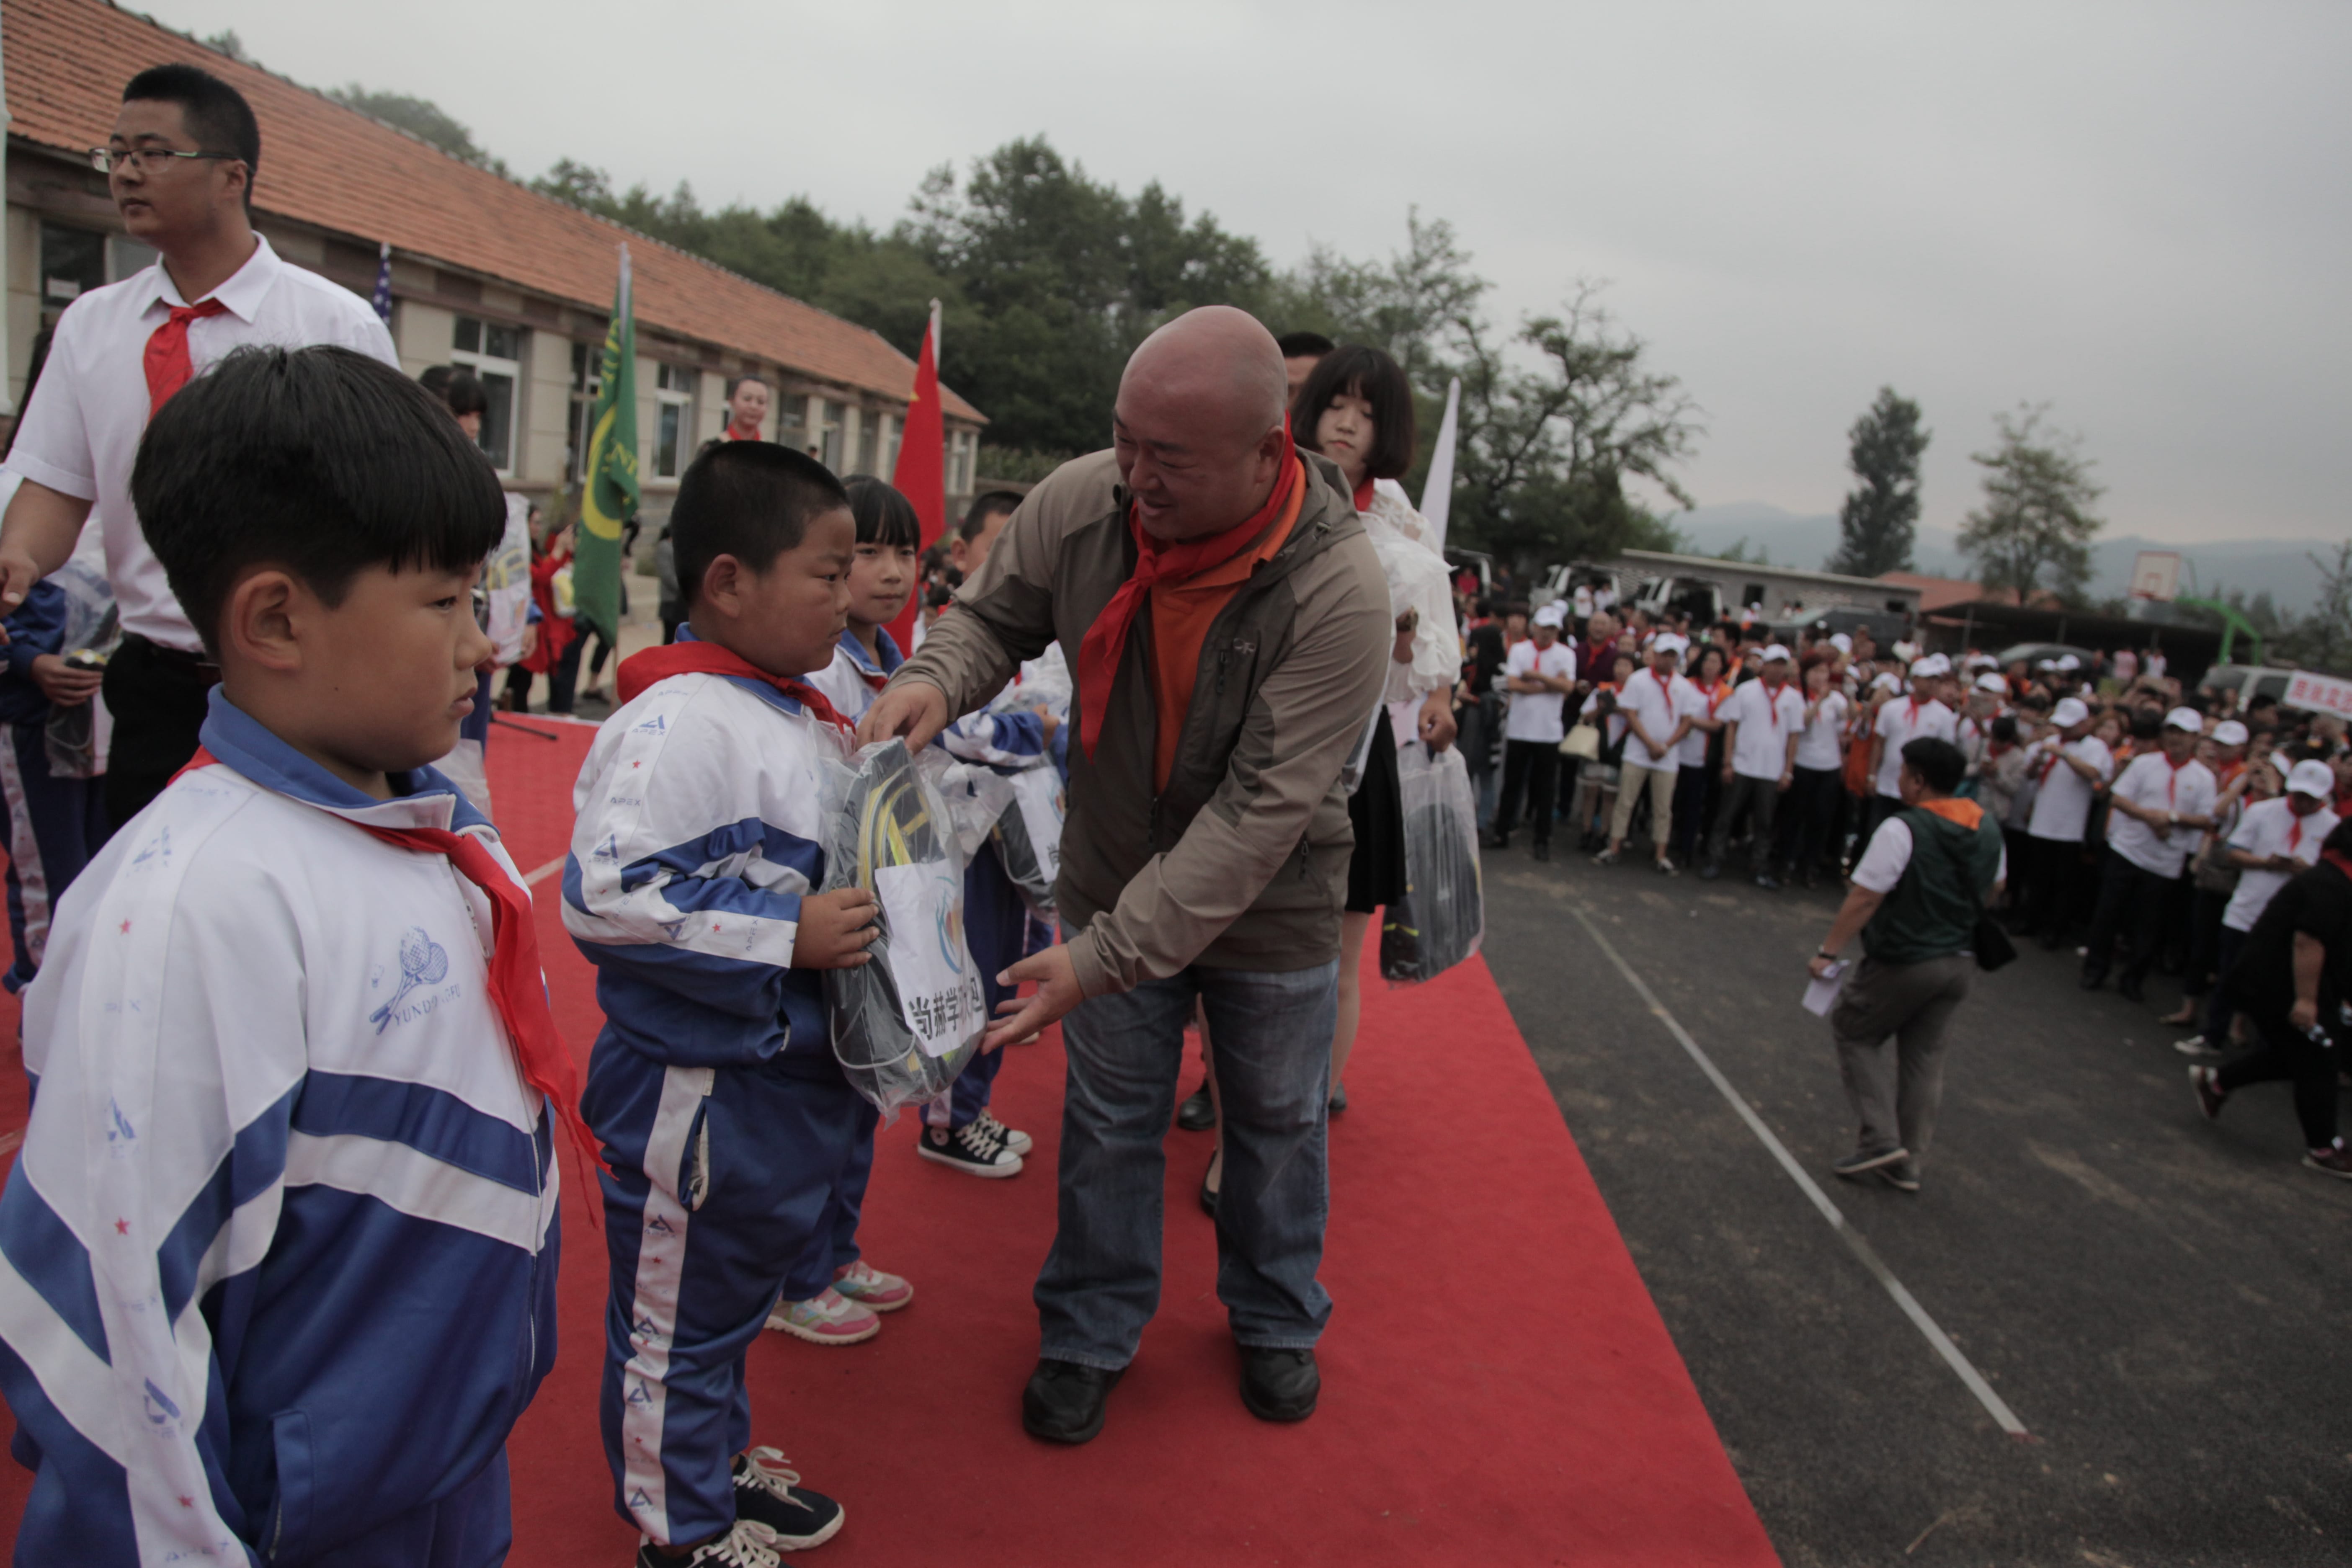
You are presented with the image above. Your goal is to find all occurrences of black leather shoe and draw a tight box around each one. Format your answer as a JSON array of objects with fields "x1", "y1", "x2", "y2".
[
  {"x1": 1239, "y1": 1347, "x2": 1320, "y2": 1422},
  {"x1": 1022, "y1": 1359, "x2": 1124, "y2": 1444},
  {"x1": 1199, "y1": 1173, "x2": 1220, "y2": 1220},
  {"x1": 1176, "y1": 1086, "x2": 1216, "y2": 1132}
]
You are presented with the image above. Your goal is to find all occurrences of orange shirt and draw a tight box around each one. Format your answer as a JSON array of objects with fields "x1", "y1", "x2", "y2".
[{"x1": 1146, "y1": 462, "x2": 1305, "y2": 791}]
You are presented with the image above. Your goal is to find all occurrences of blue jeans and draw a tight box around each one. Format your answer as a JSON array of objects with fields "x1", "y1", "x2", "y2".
[{"x1": 1036, "y1": 960, "x2": 1340, "y2": 1368}]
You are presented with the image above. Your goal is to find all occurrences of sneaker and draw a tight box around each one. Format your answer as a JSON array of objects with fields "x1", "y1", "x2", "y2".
[
  {"x1": 974, "y1": 1108, "x2": 1033, "y2": 1158},
  {"x1": 832, "y1": 1259, "x2": 912, "y2": 1313},
  {"x1": 766, "y1": 1287, "x2": 879, "y2": 1346},
  {"x1": 1591, "y1": 848, "x2": 1620, "y2": 866},
  {"x1": 1653, "y1": 858, "x2": 1677, "y2": 877},
  {"x1": 2173, "y1": 1034, "x2": 2223, "y2": 1058},
  {"x1": 1877, "y1": 1158, "x2": 1921, "y2": 1193},
  {"x1": 918, "y1": 1119, "x2": 1024, "y2": 1179},
  {"x1": 1831, "y1": 1145, "x2": 1909, "y2": 1180},
  {"x1": 1699, "y1": 861, "x2": 1721, "y2": 880},
  {"x1": 1754, "y1": 872, "x2": 1782, "y2": 892},
  {"x1": 2304, "y1": 1144, "x2": 2352, "y2": 1180},
  {"x1": 636, "y1": 1520, "x2": 786, "y2": 1568},
  {"x1": 2189, "y1": 1064, "x2": 2228, "y2": 1122},
  {"x1": 730, "y1": 1448, "x2": 845, "y2": 1550}
]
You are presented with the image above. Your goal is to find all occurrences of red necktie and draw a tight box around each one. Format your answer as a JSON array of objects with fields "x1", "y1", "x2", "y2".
[
  {"x1": 144, "y1": 298, "x2": 230, "y2": 416},
  {"x1": 1075, "y1": 421, "x2": 1301, "y2": 759},
  {"x1": 616, "y1": 639, "x2": 855, "y2": 730}
]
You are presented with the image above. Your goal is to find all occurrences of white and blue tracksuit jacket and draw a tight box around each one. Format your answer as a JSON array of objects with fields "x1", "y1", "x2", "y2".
[
  {"x1": 561, "y1": 658, "x2": 874, "y2": 1545},
  {"x1": 0, "y1": 693, "x2": 560, "y2": 1567},
  {"x1": 0, "y1": 575, "x2": 111, "y2": 993}
]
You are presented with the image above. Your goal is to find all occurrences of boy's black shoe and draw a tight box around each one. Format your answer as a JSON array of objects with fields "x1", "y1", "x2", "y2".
[
  {"x1": 1239, "y1": 1347, "x2": 1320, "y2": 1422},
  {"x1": 918, "y1": 1119, "x2": 1022, "y2": 1179},
  {"x1": 1022, "y1": 1359, "x2": 1124, "y2": 1444},
  {"x1": 1176, "y1": 1087, "x2": 1216, "y2": 1132},
  {"x1": 635, "y1": 1520, "x2": 787, "y2": 1568},
  {"x1": 728, "y1": 1449, "x2": 844, "y2": 1551}
]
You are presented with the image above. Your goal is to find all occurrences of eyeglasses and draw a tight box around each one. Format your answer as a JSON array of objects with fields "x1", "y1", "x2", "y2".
[{"x1": 88, "y1": 146, "x2": 237, "y2": 176}]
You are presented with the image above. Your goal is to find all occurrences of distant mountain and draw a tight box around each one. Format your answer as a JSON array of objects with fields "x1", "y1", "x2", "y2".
[{"x1": 1661, "y1": 503, "x2": 2344, "y2": 614}]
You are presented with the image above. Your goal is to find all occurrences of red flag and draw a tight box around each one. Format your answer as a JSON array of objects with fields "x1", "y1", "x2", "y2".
[{"x1": 886, "y1": 302, "x2": 945, "y2": 653}]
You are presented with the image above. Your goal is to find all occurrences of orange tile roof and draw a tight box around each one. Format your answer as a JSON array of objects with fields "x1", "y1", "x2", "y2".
[{"x1": 2, "y1": 0, "x2": 983, "y2": 422}]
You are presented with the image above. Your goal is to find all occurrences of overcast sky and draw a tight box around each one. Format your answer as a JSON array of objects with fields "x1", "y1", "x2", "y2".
[{"x1": 145, "y1": 0, "x2": 2351, "y2": 546}]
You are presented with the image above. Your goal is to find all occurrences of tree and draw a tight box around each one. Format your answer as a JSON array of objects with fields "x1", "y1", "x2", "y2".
[
  {"x1": 1958, "y1": 404, "x2": 2104, "y2": 602},
  {"x1": 202, "y1": 30, "x2": 250, "y2": 62},
  {"x1": 2274, "y1": 539, "x2": 2352, "y2": 672},
  {"x1": 1826, "y1": 387, "x2": 1927, "y2": 577},
  {"x1": 328, "y1": 85, "x2": 509, "y2": 175}
]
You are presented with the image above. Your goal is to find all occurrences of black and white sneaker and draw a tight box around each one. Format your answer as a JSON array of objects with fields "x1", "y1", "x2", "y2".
[
  {"x1": 635, "y1": 1519, "x2": 786, "y2": 1568},
  {"x1": 730, "y1": 1449, "x2": 845, "y2": 1550},
  {"x1": 973, "y1": 1108, "x2": 1033, "y2": 1158},
  {"x1": 1831, "y1": 1145, "x2": 1909, "y2": 1180},
  {"x1": 1877, "y1": 1158, "x2": 1921, "y2": 1193},
  {"x1": 918, "y1": 1119, "x2": 1024, "y2": 1178}
]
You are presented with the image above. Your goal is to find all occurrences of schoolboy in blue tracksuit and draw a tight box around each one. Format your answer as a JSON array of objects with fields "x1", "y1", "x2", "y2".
[
  {"x1": 564, "y1": 442, "x2": 879, "y2": 1567},
  {"x1": 0, "y1": 346, "x2": 567, "y2": 1566},
  {"x1": 0, "y1": 565, "x2": 112, "y2": 992}
]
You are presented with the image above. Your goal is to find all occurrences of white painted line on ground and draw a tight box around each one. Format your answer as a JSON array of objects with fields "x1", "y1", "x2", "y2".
[
  {"x1": 1564, "y1": 900, "x2": 2031, "y2": 1440},
  {"x1": 525, "y1": 856, "x2": 567, "y2": 887}
]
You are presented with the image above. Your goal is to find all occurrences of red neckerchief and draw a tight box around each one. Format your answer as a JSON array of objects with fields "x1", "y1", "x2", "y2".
[
  {"x1": 1075, "y1": 422, "x2": 1302, "y2": 758},
  {"x1": 1352, "y1": 477, "x2": 1376, "y2": 512},
  {"x1": 616, "y1": 640, "x2": 854, "y2": 730},
  {"x1": 2158, "y1": 749, "x2": 2192, "y2": 809},
  {"x1": 2288, "y1": 802, "x2": 2314, "y2": 854},
  {"x1": 174, "y1": 747, "x2": 605, "y2": 1210},
  {"x1": 1705, "y1": 679, "x2": 1734, "y2": 718}
]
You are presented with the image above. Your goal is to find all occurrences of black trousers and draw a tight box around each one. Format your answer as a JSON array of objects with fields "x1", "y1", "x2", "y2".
[
  {"x1": 1494, "y1": 740, "x2": 1560, "y2": 846},
  {"x1": 100, "y1": 634, "x2": 215, "y2": 836},
  {"x1": 1708, "y1": 773, "x2": 1782, "y2": 869},
  {"x1": 2020, "y1": 834, "x2": 2087, "y2": 939},
  {"x1": 2082, "y1": 850, "x2": 2172, "y2": 986},
  {"x1": 2217, "y1": 1004, "x2": 2340, "y2": 1150},
  {"x1": 1777, "y1": 765, "x2": 1843, "y2": 874},
  {"x1": 1849, "y1": 793, "x2": 1901, "y2": 873}
]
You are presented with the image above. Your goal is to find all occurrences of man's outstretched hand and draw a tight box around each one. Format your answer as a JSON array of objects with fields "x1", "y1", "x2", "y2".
[
  {"x1": 981, "y1": 944, "x2": 1084, "y2": 1053},
  {"x1": 856, "y1": 681, "x2": 950, "y2": 752}
]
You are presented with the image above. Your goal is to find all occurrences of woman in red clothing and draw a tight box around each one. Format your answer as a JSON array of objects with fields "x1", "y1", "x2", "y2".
[{"x1": 504, "y1": 516, "x2": 577, "y2": 712}]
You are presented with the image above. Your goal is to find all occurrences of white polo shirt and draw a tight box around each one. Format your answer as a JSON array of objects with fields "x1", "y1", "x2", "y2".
[
  {"x1": 1726, "y1": 678, "x2": 1806, "y2": 780},
  {"x1": 2026, "y1": 735, "x2": 2113, "y2": 842},
  {"x1": 1675, "y1": 681, "x2": 1725, "y2": 768},
  {"x1": 1502, "y1": 640, "x2": 1578, "y2": 743},
  {"x1": 2222, "y1": 796, "x2": 2339, "y2": 932},
  {"x1": 1873, "y1": 695, "x2": 1957, "y2": 797},
  {"x1": 2104, "y1": 751, "x2": 2218, "y2": 877},
  {"x1": 5, "y1": 236, "x2": 399, "y2": 652},
  {"x1": 1618, "y1": 666, "x2": 1692, "y2": 772},
  {"x1": 1794, "y1": 689, "x2": 1849, "y2": 771}
]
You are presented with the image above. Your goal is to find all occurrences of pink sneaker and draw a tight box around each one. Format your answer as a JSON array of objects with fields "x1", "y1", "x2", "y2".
[
  {"x1": 833, "y1": 1259, "x2": 913, "y2": 1313},
  {"x1": 766, "y1": 1286, "x2": 879, "y2": 1345}
]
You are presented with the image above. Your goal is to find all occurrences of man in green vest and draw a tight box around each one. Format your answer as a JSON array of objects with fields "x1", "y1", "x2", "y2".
[{"x1": 1808, "y1": 735, "x2": 2004, "y2": 1193}]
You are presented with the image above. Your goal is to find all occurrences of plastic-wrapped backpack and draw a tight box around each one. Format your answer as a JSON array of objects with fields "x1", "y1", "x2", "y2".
[
  {"x1": 1379, "y1": 740, "x2": 1484, "y2": 983},
  {"x1": 992, "y1": 766, "x2": 1063, "y2": 920},
  {"x1": 819, "y1": 739, "x2": 989, "y2": 1116}
]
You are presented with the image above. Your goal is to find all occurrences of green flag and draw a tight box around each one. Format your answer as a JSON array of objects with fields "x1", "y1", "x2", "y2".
[{"x1": 574, "y1": 244, "x2": 638, "y2": 646}]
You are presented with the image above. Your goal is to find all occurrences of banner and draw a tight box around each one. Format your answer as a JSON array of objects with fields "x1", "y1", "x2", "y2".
[
  {"x1": 574, "y1": 245, "x2": 638, "y2": 647},
  {"x1": 886, "y1": 299, "x2": 945, "y2": 653},
  {"x1": 2284, "y1": 669, "x2": 2352, "y2": 722},
  {"x1": 1420, "y1": 376, "x2": 1461, "y2": 547}
]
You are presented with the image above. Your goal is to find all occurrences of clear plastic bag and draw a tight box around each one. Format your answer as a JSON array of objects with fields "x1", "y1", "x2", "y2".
[
  {"x1": 819, "y1": 738, "x2": 988, "y2": 1116},
  {"x1": 993, "y1": 765, "x2": 1063, "y2": 920},
  {"x1": 1379, "y1": 740, "x2": 1485, "y2": 984}
]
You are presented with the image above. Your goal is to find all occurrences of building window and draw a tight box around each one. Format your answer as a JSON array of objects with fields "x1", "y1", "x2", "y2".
[
  {"x1": 452, "y1": 315, "x2": 525, "y2": 475},
  {"x1": 819, "y1": 400, "x2": 846, "y2": 472},
  {"x1": 567, "y1": 340, "x2": 602, "y2": 482},
  {"x1": 39, "y1": 224, "x2": 105, "y2": 325},
  {"x1": 881, "y1": 412, "x2": 901, "y2": 478},
  {"x1": 777, "y1": 392, "x2": 808, "y2": 452},
  {"x1": 654, "y1": 363, "x2": 697, "y2": 480},
  {"x1": 855, "y1": 408, "x2": 880, "y2": 476},
  {"x1": 947, "y1": 429, "x2": 977, "y2": 495}
]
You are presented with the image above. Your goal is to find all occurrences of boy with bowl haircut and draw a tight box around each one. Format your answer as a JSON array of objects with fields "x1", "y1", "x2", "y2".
[
  {"x1": 0, "y1": 345, "x2": 573, "y2": 1566},
  {"x1": 562, "y1": 441, "x2": 879, "y2": 1566}
]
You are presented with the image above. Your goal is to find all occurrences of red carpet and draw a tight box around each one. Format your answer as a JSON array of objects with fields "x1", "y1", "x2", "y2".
[{"x1": 3, "y1": 720, "x2": 1778, "y2": 1567}]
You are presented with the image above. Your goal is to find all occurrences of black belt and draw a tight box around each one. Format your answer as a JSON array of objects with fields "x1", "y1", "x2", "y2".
[{"x1": 119, "y1": 632, "x2": 222, "y2": 678}]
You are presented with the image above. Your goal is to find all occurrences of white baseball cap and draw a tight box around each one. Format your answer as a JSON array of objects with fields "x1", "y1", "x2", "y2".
[
  {"x1": 2056, "y1": 654, "x2": 2081, "y2": 672},
  {"x1": 2036, "y1": 659, "x2": 2058, "y2": 672},
  {"x1": 1911, "y1": 654, "x2": 1949, "y2": 678},
  {"x1": 2213, "y1": 720, "x2": 2249, "y2": 746},
  {"x1": 2288, "y1": 758, "x2": 2337, "y2": 798},
  {"x1": 1532, "y1": 601, "x2": 1568, "y2": 628},
  {"x1": 1760, "y1": 643, "x2": 1792, "y2": 662},
  {"x1": 1829, "y1": 633, "x2": 1853, "y2": 654},
  {"x1": 1872, "y1": 671, "x2": 1902, "y2": 692},
  {"x1": 1975, "y1": 673, "x2": 2007, "y2": 694},
  {"x1": 2052, "y1": 696, "x2": 2092, "y2": 727},
  {"x1": 2163, "y1": 706, "x2": 2204, "y2": 733},
  {"x1": 1650, "y1": 632, "x2": 1688, "y2": 656}
]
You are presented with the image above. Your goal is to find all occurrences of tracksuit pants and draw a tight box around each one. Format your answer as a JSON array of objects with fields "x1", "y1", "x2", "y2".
[
  {"x1": 587, "y1": 1046, "x2": 865, "y2": 1547},
  {"x1": 1831, "y1": 953, "x2": 1975, "y2": 1162},
  {"x1": 0, "y1": 721, "x2": 107, "y2": 993}
]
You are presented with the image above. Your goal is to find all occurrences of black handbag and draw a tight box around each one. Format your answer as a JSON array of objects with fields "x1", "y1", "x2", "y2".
[{"x1": 1971, "y1": 912, "x2": 2017, "y2": 972}]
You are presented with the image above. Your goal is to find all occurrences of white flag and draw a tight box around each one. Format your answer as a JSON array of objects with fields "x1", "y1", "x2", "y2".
[{"x1": 1420, "y1": 377, "x2": 1462, "y2": 547}]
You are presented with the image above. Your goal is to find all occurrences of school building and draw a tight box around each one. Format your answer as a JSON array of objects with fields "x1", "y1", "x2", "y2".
[{"x1": 0, "y1": 0, "x2": 986, "y2": 518}]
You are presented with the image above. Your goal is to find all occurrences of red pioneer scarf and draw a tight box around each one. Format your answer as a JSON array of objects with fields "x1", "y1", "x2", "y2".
[
  {"x1": 144, "y1": 298, "x2": 230, "y2": 416},
  {"x1": 176, "y1": 748, "x2": 605, "y2": 1207},
  {"x1": 617, "y1": 640, "x2": 854, "y2": 730},
  {"x1": 1075, "y1": 424, "x2": 1302, "y2": 758}
]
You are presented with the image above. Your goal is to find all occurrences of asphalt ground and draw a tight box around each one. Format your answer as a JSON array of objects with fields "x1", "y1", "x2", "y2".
[{"x1": 1477, "y1": 836, "x2": 2352, "y2": 1568}]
